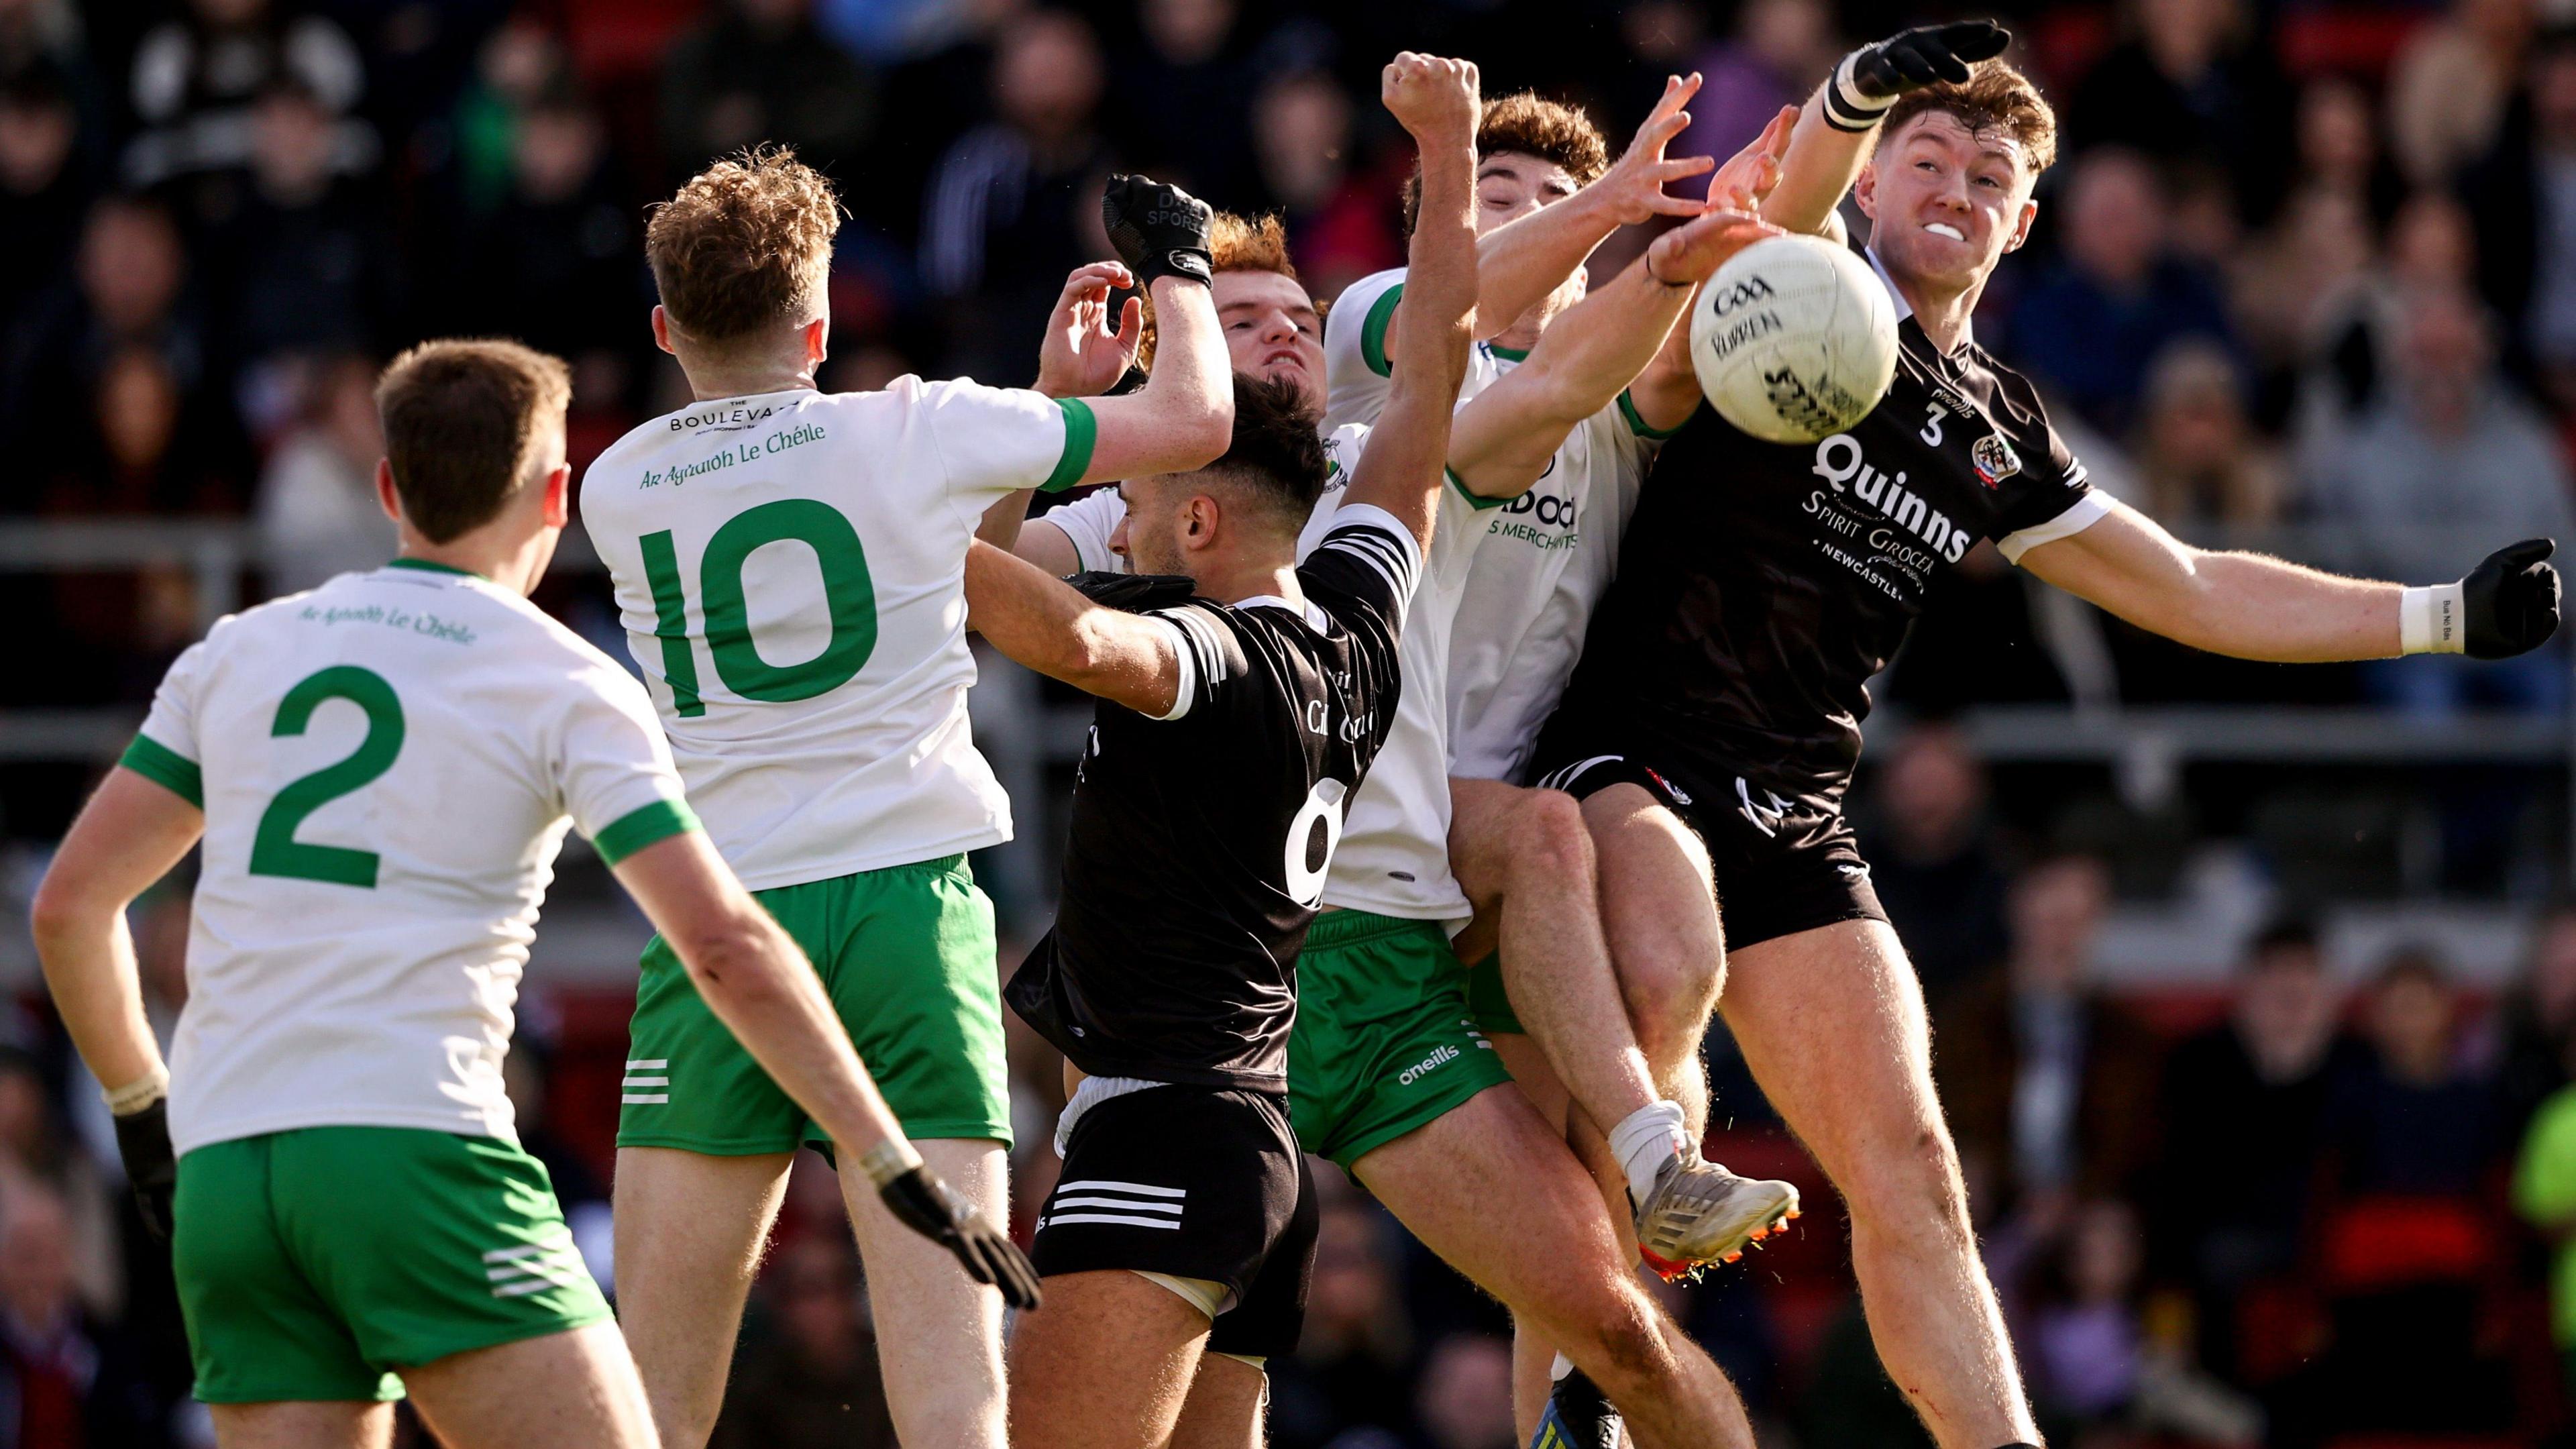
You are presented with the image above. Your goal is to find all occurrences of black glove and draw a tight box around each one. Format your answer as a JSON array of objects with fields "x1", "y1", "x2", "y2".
[
  {"x1": 1825, "y1": 21, "x2": 2012, "y2": 131},
  {"x1": 1102, "y1": 174, "x2": 1214, "y2": 290},
  {"x1": 113, "y1": 1099, "x2": 176, "y2": 1244},
  {"x1": 2463, "y1": 538, "x2": 2561, "y2": 659},
  {"x1": 879, "y1": 1165, "x2": 1044, "y2": 1309}
]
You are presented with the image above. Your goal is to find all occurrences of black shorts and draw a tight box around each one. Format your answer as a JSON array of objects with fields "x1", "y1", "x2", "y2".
[
  {"x1": 1034, "y1": 1085, "x2": 1316, "y2": 1361},
  {"x1": 1532, "y1": 747, "x2": 1886, "y2": 951}
]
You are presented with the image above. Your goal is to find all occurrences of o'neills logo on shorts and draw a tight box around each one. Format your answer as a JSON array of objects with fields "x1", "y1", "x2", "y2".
[{"x1": 1399, "y1": 1044, "x2": 1460, "y2": 1085}]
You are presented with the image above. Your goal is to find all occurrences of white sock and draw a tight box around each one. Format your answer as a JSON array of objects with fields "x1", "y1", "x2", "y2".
[{"x1": 1609, "y1": 1099, "x2": 1690, "y2": 1206}]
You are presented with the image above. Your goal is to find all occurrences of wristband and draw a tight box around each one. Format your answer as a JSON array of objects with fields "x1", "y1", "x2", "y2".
[
  {"x1": 858, "y1": 1136, "x2": 925, "y2": 1188},
  {"x1": 2400, "y1": 582, "x2": 2465, "y2": 655},
  {"x1": 1823, "y1": 52, "x2": 1896, "y2": 133},
  {"x1": 103, "y1": 1066, "x2": 168, "y2": 1116}
]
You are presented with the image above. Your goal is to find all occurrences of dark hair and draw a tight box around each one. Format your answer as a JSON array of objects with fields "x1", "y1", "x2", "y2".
[
  {"x1": 1403, "y1": 91, "x2": 1610, "y2": 232},
  {"x1": 376, "y1": 339, "x2": 573, "y2": 543},
  {"x1": 1880, "y1": 60, "x2": 2060, "y2": 178},
  {"x1": 1207, "y1": 373, "x2": 1330, "y2": 532}
]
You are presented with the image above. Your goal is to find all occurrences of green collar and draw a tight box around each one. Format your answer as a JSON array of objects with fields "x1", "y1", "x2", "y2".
[
  {"x1": 1487, "y1": 344, "x2": 1530, "y2": 362},
  {"x1": 385, "y1": 557, "x2": 484, "y2": 580}
]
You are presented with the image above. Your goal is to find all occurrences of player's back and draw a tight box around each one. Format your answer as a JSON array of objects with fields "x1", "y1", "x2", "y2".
[
  {"x1": 582, "y1": 380, "x2": 1089, "y2": 889},
  {"x1": 145, "y1": 562, "x2": 687, "y2": 1152}
]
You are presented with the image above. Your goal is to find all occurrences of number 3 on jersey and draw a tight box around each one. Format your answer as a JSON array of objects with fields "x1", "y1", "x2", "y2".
[
  {"x1": 639, "y1": 499, "x2": 878, "y2": 717},
  {"x1": 250, "y1": 666, "x2": 405, "y2": 888}
]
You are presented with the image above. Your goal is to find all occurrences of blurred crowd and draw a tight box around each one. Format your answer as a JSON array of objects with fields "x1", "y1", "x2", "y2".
[{"x1": 8, "y1": 0, "x2": 2576, "y2": 1444}]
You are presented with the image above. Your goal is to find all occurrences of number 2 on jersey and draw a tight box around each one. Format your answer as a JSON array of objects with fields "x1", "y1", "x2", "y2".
[
  {"x1": 639, "y1": 499, "x2": 878, "y2": 717},
  {"x1": 249, "y1": 666, "x2": 405, "y2": 888}
]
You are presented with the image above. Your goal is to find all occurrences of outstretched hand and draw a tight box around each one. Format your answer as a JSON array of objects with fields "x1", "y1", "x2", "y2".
[
  {"x1": 1589, "y1": 73, "x2": 1719, "y2": 227},
  {"x1": 879, "y1": 1163, "x2": 1044, "y2": 1309},
  {"x1": 1848, "y1": 21, "x2": 2012, "y2": 99},
  {"x1": 1381, "y1": 52, "x2": 1480, "y2": 145},
  {"x1": 1645, "y1": 207, "x2": 1786, "y2": 288},
  {"x1": 1705, "y1": 105, "x2": 1799, "y2": 215},
  {"x1": 1035, "y1": 260, "x2": 1145, "y2": 400},
  {"x1": 2463, "y1": 538, "x2": 2562, "y2": 658}
]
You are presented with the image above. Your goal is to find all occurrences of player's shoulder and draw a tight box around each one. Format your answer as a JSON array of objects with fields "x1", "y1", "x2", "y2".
[{"x1": 1329, "y1": 268, "x2": 1409, "y2": 319}]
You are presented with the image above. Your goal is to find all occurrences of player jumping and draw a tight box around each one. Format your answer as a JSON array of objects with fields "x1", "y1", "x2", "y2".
[
  {"x1": 580, "y1": 150, "x2": 1232, "y2": 1449},
  {"x1": 29, "y1": 340, "x2": 1031, "y2": 1449},
  {"x1": 1531, "y1": 28, "x2": 2563, "y2": 1449}
]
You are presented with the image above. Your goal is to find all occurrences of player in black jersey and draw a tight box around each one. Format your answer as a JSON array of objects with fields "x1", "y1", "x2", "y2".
[
  {"x1": 1526, "y1": 33, "x2": 2563, "y2": 1449},
  {"x1": 963, "y1": 54, "x2": 1489, "y2": 1449}
]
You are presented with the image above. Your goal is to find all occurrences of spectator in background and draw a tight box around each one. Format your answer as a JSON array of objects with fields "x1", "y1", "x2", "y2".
[
  {"x1": 2133, "y1": 341, "x2": 2285, "y2": 529},
  {"x1": 661, "y1": 0, "x2": 877, "y2": 182},
  {"x1": 2302, "y1": 284, "x2": 2574, "y2": 714},
  {"x1": 0, "y1": 1051, "x2": 116, "y2": 1322},
  {"x1": 0, "y1": 67, "x2": 87, "y2": 334},
  {"x1": 0, "y1": 1185, "x2": 160, "y2": 1446},
  {"x1": 710, "y1": 1235, "x2": 897, "y2": 1449},
  {"x1": 2298, "y1": 190, "x2": 2481, "y2": 444},
  {"x1": 2068, "y1": 0, "x2": 2293, "y2": 223},
  {"x1": 2324, "y1": 949, "x2": 2502, "y2": 1201},
  {"x1": 1858, "y1": 722, "x2": 2010, "y2": 1006},
  {"x1": 1679, "y1": 0, "x2": 1837, "y2": 178},
  {"x1": 2290, "y1": 76, "x2": 2404, "y2": 228},
  {"x1": 3, "y1": 195, "x2": 210, "y2": 470},
  {"x1": 874, "y1": 0, "x2": 1032, "y2": 238},
  {"x1": 2502, "y1": 903, "x2": 2576, "y2": 1124},
  {"x1": 446, "y1": 17, "x2": 572, "y2": 216},
  {"x1": 1270, "y1": 1199, "x2": 1418, "y2": 1448},
  {"x1": 1411, "y1": 1334, "x2": 1515, "y2": 1449},
  {"x1": 2467, "y1": 25, "x2": 2576, "y2": 397},
  {"x1": 58, "y1": 345, "x2": 246, "y2": 518},
  {"x1": 453, "y1": 82, "x2": 646, "y2": 382},
  {"x1": 1252, "y1": 69, "x2": 1395, "y2": 299},
  {"x1": 2390, "y1": 0, "x2": 2534, "y2": 188},
  {"x1": 2006, "y1": 147, "x2": 2238, "y2": 437},
  {"x1": 921, "y1": 9, "x2": 1114, "y2": 380},
  {"x1": 1939, "y1": 855, "x2": 2163, "y2": 1212},
  {"x1": 195, "y1": 79, "x2": 400, "y2": 437},
  {"x1": 122, "y1": 0, "x2": 370, "y2": 203},
  {"x1": 2514, "y1": 1028, "x2": 2576, "y2": 1399},
  {"x1": 1112, "y1": 0, "x2": 1260, "y2": 213}
]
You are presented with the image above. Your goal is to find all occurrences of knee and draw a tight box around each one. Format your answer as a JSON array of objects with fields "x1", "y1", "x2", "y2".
[
  {"x1": 1618, "y1": 940, "x2": 1723, "y2": 1048},
  {"x1": 1506, "y1": 789, "x2": 1596, "y2": 889},
  {"x1": 1556, "y1": 1282, "x2": 1674, "y2": 1391},
  {"x1": 1841, "y1": 1116, "x2": 1974, "y2": 1240}
]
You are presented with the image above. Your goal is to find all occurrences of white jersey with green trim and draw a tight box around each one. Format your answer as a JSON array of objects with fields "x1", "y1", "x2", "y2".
[
  {"x1": 124, "y1": 562, "x2": 698, "y2": 1154},
  {"x1": 582, "y1": 380, "x2": 1093, "y2": 889},
  {"x1": 1038, "y1": 423, "x2": 1498, "y2": 927},
  {"x1": 1323, "y1": 268, "x2": 1515, "y2": 431},
  {"x1": 1446, "y1": 396, "x2": 1665, "y2": 784}
]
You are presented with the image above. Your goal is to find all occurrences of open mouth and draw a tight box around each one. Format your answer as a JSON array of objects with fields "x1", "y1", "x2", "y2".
[
  {"x1": 1925, "y1": 223, "x2": 1966, "y2": 241},
  {"x1": 1262, "y1": 349, "x2": 1307, "y2": 374}
]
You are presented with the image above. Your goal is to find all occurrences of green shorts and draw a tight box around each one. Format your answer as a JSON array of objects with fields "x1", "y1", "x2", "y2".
[
  {"x1": 1464, "y1": 950, "x2": 1525, "y2": 1036},
  {"x1": 1287, "y1": 911, "x2": 1516, "y2": 1170},
  {"x1": 619, "y1": 853, "x2": 1011, "y2": 1153},
  {"x1": 174, "y1": 1127, "x2": 608, "y2": 1404}
]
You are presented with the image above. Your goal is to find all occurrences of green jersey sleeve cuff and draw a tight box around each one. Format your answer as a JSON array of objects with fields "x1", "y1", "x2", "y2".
[
  {"x1": 1360, "y1": 282, "x2": 1407, "y2": 378},
  {"x1": 1619, "y1": 389, "x2": 1692, "y2": 440},
  {"x1": 1446, "y1": 469, "x2": 1512, "y2": 510},
  {"x1": 593, "y1": 798, "x2": 702, "y2": 866},
  {"x1": 119, "y1": 734, "x2": 203, "y2": 808},
  {"x1": 1040, "y1": 398, "x2": 1099, "y2": 493}
]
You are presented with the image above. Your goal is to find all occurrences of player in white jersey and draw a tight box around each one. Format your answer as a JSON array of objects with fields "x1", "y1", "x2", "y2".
[
  {"x1": 28, "y1": 341, "x2": 1032, "y2": 1449},
  {"x1": 580, "y1": 150, "x2": 1232, "y2": 1449},
  {"x1": 995, "y1": 177, "x2": 1788, "y2": 1441}
]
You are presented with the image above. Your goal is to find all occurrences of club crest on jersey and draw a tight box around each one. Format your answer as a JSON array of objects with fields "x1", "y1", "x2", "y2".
[{"x1": 1972, "y1": 433, "x2": 2021, "y2": 488}]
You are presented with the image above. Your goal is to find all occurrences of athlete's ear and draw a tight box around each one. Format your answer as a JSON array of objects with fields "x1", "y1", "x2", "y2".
[
  {"x1": 651, "y1": 306, "x2": 675, "y2": 357},
  {"x1": 540, "y1": 464, "x2": 572, "y2": 530},
  {"x1": 804, "y1": 316, "x2": 829, "y2": 369},
  {"x1": 375, "y1": 458, "x2": 402, "y2": 525},
  {"x1": 1854, "y1": 162, "x2": 1878, "y2": 221},
  {"x1": 2004, "y1": 195, "x2": 2037, "y2": 253}
]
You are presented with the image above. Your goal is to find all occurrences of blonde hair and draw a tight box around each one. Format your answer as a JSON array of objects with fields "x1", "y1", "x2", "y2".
[{"x1": 645, "y1": 145, "x2": 843, "y2": 346}]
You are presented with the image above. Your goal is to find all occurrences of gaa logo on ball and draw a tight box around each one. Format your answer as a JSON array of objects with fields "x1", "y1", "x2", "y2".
[{"x1": 1690, "y1": 234, "x2": 1900, "y2": 445}]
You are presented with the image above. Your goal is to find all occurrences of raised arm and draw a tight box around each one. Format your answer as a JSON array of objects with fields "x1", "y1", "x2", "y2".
[
  {"x1": 1346, "y1": 54, "x2": 1481, "y2": 547},
  {"x1": 979, "y1": 260, "x2": 1147, "y2": 553},
  {"x1": 611, "y1": 830, "x2": 1039, "y2": 1306},
  {"x1": 1071, "y1": 177, "x2": 1234, "y2": 486},
  {"x1": 1762, "y1": 22, "x2": 2011, "y2": 237},
  {"x1": 2019, "y1": 501, "x2": 2561, "y2": 662},
  {"x1": 965, "y1": 539, "x2": 1184, "y2": 714},
  {"x1": 30, "y1": 766, "x2": 204, "y2": 1240}
]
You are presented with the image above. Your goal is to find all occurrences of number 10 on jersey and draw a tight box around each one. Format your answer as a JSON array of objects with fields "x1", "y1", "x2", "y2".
[{"x1": 638, "y1": 498, "x2": 879, "y2": 716}]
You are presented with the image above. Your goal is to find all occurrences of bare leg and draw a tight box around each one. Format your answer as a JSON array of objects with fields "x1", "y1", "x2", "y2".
[
  {"x1": 402, "y1": 1322, "x2": 657, "y2": 1449},
  {"x1": 1009, "y1": 1269, "x2": 1212, "y2": 1449},
  {"x1": 611, "y1": 1147, "x2": 793, "y2": 1449},
  {"x1": 1171, "y1": 1353, "x2": 1269, "y2": 1449},
  {"x1": 836, "y1": 1138, "x2": 1012, "y2": 1449},
  {"x1": 1490, "y1": 1030, "x2": 1572, "y2": 1444},
  {"x1": 1354, "y1": 1086, "x2": 1753, "y2": 1449},
  {"x1": 1723, "y1": 918, "x2": 2039, "y2": 1449},
  {"x1": 1450, "y1": 779, "x2": 1660, "y2": 1132},
  {"x1": 1580, "y1": 784, "x2": 1725, "y2": 1132},
  {"x1": 209, "y1": 1403, "x2": 392, "y2": 1449}
]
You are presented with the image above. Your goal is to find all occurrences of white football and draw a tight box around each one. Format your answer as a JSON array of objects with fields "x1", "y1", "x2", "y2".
[{"x1": 1690, "y1": 233, "x2": 1900, "y2": 444}]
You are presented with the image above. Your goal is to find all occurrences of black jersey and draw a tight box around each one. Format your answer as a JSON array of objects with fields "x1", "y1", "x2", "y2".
[
  {"x1": 1007, "y1": 506, "x2": 1418, "y2": 1091},
  {"x1": 1545, "y1": 284, "x2": 2102, "y2": 808}
]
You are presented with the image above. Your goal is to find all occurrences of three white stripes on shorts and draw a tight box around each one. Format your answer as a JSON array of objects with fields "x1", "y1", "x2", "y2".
[
  {"x1": 623, "y1": 1059, "x2": 668, "y2": 1104},
  {"x1": 1049, "y1": 1179, "x2": 1186, "y2": 1230},
  {"x1": 484, "y1": 1236, "x2": 586, "y2": 1298}
]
